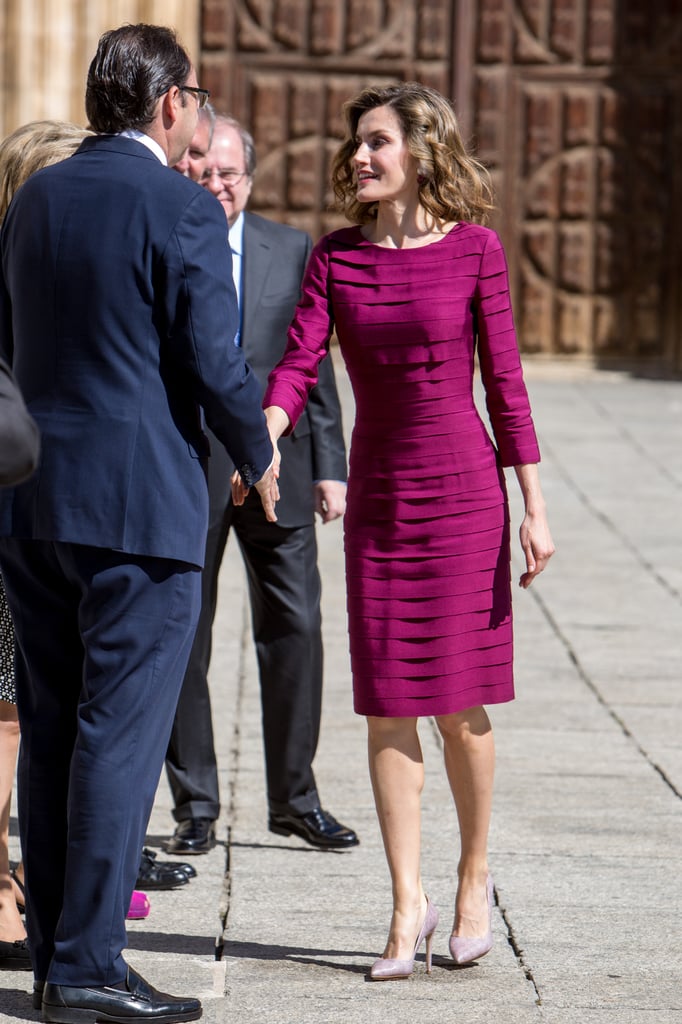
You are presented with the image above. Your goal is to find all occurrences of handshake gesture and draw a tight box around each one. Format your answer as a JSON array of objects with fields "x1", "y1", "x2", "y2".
[{"x1": 232, "y1": 407, "x2": 288, "y2": 522}]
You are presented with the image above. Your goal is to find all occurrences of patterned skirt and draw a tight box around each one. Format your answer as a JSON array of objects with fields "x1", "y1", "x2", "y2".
[{"x1": 0, "y1": 574, "x2": 16, "y2": 703}]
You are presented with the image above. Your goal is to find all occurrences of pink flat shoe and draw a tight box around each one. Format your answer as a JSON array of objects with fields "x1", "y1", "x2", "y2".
[
  {"x1": 127, "y1": 890, "x2": 150, "y2": 920},
  {"x1": 370, "y1": 895, "x2": 439, "y2": 980},
  {"x1": 449, "y1": 874, "x2": 494, "y2": 965}
]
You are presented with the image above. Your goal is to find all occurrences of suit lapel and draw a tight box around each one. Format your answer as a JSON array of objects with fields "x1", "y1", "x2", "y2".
[{"x1": 241, "y1": 213, "x2": 274, "y2": 359}]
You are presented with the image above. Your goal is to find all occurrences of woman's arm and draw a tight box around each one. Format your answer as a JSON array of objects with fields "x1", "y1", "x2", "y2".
[
  {"x1": 264, "y1": 404, "x2": 291, "y2": 443},
  {"x1": 231, "y1": 404, "x2": 290, "y2": 508},
  {"x1": 262, "y1": 236, "x2": 334, "y2": 434},
  {"x1": 472, "y1": 231, "x2": 554, "y2": 585},
  {"x1": 232, "y1": 236, "x2": 335, "y2": 510}
]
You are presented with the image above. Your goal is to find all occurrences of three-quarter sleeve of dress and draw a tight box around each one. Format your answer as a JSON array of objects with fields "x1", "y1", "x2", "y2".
[
  {"x1": 474, "y1": 230, "x2": 541, "y2": 467},
  {"x1": 263, "y1": 235, "x2": 335, "y2": 435}
]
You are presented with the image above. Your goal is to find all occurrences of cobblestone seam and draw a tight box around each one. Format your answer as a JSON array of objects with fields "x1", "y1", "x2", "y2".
[
  {"x1": 216, "y1": 598, "x2": 251, "y2": 960},
  {"x1": 529, "y1": 585, "x2": 682, "y2": 802}
]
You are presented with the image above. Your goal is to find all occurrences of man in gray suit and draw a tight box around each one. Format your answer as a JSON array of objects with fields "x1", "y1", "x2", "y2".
[{"x1": 164, "y1": 115, "x2": 358, "y2": 854}]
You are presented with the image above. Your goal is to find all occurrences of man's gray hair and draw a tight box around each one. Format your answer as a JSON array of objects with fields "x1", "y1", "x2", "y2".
[{"x1": 199, "y1": 102, "x2": 217, "y2": 147}]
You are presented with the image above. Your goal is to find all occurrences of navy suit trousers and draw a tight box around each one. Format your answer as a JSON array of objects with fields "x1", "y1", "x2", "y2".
[{"x1": 0, "y1": 539, "x2": 200, "y2": 986}]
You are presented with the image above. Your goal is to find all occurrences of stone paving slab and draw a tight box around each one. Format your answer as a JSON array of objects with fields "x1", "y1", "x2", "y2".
[{"x1": 3, "y1": 360, "x2": 681, "y2": 1024}]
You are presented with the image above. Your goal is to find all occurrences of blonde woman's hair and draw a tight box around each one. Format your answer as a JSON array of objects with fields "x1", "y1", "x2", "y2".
[
  {"x1": 331, "y1": 82, "x2": 494, "y2": 226},
  {"x1": 0, "y1": 120, "x2": 92, "y2": 223}
]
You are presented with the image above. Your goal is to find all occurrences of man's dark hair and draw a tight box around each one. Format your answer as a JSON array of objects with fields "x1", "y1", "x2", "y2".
[{"x1": 85, "y1": 23, "x2": 191, "y2": 134}]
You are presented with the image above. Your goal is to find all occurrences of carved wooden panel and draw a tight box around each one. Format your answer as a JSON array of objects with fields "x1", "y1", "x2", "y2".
[
  {"x1": 510, "y1": 78, "x2": 678, "y2": 361},
  {"x1": 201, "y1": 0, "x2": 682, "y2": 369},
  {"x1": 200, "y1": 0, "x2": 455, "y2": 236},
  {"x1": 473, "y1": 0, "x2": 682, "y2": 367}
]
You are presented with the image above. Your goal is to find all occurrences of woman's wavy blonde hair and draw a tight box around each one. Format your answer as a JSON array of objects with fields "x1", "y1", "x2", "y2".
[
  {"x1": 331, "y1": 82, "x2": 494, "y2": 226},
  {"x1": 0, "y1": 120, "x2": 92, "y2": 223}
]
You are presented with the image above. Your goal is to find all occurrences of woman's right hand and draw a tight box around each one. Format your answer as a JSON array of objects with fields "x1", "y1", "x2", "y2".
[
  {"x1": 232, "y1": 405, "x2": 289, "y2": 517},
  {"x1": 231, "y1": 455, "x2": 280, "y2": 522}
]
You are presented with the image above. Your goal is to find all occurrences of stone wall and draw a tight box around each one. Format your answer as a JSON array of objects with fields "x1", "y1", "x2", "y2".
[{"x1": 0, "y1": 1, "x2": 199, "y2": 135}]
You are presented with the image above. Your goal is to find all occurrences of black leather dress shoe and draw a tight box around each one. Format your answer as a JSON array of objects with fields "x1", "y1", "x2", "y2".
[
  {"x1": 0, "y1": 936, "x2": 31, "y2": 970},
  {"x1": 141, "y1": 847, "x2": 196, "y2": 879},
  {"x1": 162, "y1": 818, "x2": 216, "y2": 856},
  {"x1": 42, "y1": 965, "x2": 202, "y2": 1023},
  {"x1": 136, "y1": 848, "x2": 191, "y2": 890},
  {"x1": 269, "y1": 807, "x2": 359, "y2": 850}
]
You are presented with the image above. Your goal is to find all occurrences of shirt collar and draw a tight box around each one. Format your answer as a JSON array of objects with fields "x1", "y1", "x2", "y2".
[
  {"x1": 228, "y1": 212, "x2": 245, "y2": 255},
  {"x1": 117, "y1": 129, "x2": 167, "y2": 166}
]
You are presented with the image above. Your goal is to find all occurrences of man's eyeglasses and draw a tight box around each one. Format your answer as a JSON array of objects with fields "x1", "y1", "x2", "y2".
[
  {"x1": 199, "y1": 168, "x2": 249, "y2": 186},
  {"x1": 179, "y1": 86, "x2": 210, "y2": 109}
]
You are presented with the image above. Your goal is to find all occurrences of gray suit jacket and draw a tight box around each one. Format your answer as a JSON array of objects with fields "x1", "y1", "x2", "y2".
[{"x1": 210, "y1": 211, "x2": 347, "y2": 528}]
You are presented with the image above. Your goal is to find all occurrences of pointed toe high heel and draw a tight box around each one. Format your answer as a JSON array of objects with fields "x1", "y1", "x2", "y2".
[
  {"x1": 10, "y1": 867, "x2": 25, "y2": 913},
  {"x1": 370, "y1": 895, "x2": 439, "y2": 981},
  {"x1": 449, "y1": 874, "x2": 494, "y2": 965}
]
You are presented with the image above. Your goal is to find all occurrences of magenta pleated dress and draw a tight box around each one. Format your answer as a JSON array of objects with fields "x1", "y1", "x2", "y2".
[{"x1": 264, "y1": 223, "x2": 541, "y2": 717}]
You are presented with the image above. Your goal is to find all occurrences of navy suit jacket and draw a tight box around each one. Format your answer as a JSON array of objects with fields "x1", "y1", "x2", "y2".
[
  {"x1": 207, "y1": 211, "x2": 346, "y2": 528},
  {"x1": 0, "y1": 135, "x2": 272, "y2": 567}
]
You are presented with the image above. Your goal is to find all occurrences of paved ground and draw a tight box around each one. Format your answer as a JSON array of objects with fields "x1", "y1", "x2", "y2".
[{"x1": 3, "y1": 355, "x2": 681, "y2": 1023}]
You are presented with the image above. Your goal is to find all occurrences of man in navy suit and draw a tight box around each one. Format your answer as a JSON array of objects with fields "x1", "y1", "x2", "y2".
[
  {"x1": 0, "y1": 24, "x2": 277, "y2": 1023},
  {"x1": 163, "y1": 115, "x2": 358, "y2": 856}
]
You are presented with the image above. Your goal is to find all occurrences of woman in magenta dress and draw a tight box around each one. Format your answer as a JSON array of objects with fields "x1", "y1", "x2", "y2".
[{"x1": 257, "y1": 83, "x2": 554, "y2": 979}]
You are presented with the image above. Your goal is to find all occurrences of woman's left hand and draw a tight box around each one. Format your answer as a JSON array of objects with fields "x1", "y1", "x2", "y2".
[{"x1": 518, "y1": 511, "x2": 555, "y2": 588}]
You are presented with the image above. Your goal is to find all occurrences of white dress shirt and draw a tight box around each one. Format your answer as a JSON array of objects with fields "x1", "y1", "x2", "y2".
[
  {"x1": 118, "y1": 129, "x2": 167, "y2": 165},
  {"x1": 228, "y1": 213, "x2": 244, "y2": 346}
]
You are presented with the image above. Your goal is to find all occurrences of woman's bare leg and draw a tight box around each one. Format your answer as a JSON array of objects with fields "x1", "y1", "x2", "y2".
[
  {"x1": 0, "y1": 699, "x2": 26, "y2": 941},
  {"x1": 436, "y1": 706, "x2": 494, "y2": 938},
  {"x1": 367, "y1": 715, "x2": 427, "y2": 959}
]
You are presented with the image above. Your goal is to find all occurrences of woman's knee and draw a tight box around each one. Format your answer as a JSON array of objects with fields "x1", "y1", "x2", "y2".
[
  {"x1": 435, "y1": 706, "x2": 491, "y2": 741},
  {"x1": 366, "y1": 714, "x2": 418, "y2": 746},
  {"x1": 0, "y1": 700, "x2": 20, "y2": 733}
]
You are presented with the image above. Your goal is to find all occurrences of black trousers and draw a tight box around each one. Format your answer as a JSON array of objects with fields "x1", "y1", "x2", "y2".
[{"x1": 165, "y1": 490, "x2": 323, "y2": 819}]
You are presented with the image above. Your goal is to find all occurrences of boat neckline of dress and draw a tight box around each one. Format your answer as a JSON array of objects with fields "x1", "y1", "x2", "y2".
[{"x1": 355, "y1": 221, "x2": 464, "y2": 250}]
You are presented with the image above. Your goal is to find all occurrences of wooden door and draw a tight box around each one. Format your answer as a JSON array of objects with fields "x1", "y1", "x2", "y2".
[{"x1": 200, "y1": 0, "x2": 682, "y2": 369}]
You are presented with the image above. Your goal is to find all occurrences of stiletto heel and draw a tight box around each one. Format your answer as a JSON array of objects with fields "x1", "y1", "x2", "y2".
[
  {"x1": 424, "y1": 927, "x2": 435, "y2": 973},
  {"x1": 449, "y1": 874, "x2": 494, "y2": 965},
  {"x1": 370, "y1": 895, "x2": 439, "y2": 981}
]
